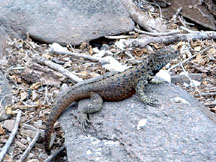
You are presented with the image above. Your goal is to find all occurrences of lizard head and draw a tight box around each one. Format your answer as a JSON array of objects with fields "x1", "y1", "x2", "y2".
[{"x1": 149, "y1": 47, "x2": 180, "y2": 72}]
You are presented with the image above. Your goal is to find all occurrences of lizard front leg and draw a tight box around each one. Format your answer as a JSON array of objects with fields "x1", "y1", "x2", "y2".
[
  {"x1": 78, "y1": 92, "x2": 103, "y2": 127},
  {"x1": 136, "y1": 75, "x2": 159, "y2": 107}
]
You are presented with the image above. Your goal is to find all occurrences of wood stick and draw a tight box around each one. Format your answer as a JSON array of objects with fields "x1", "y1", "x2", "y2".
[
  {"x1": 134, "y1": 27, "x2": 181, "y2": 36},
  {"x1": 19, "y1": 132, "x2": 40, "y2": 162},
  {"x1": 32, "y1": 54, "x2": 83, "y2": 83},
  {"x1": 44, "y1": 145, "x2": 66, "y2": 162},
  {"x1": 0, "y1": 110, "x2": 22, "y2": 161},
  {"x1": 124, "y1": 31, "x2": 216, "y2": 47},
  {"x1": 50, "y1": 50, "x2": 101, "y2": 62}
]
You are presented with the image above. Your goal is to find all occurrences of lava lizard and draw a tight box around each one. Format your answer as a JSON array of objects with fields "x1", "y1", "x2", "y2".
[{"x1": 44, "y1": 47, "x2": 180, "y2": 153}]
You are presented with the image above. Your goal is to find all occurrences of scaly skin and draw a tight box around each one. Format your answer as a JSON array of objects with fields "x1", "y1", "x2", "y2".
[{"x1": 44, "y1": 47, "x2": 180, "y2": 153}]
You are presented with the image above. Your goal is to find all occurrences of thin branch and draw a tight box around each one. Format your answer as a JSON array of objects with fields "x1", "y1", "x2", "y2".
[
  {"x1": 195, "y1": 92, "x2": 216, "y2": 97},
  {"x1": 44, "y1": 145, "x2": 66, "y2": 162},
  {"x1": 134, "y1": 27, "x2": 181, "y2": 36},
  {"x1": 19, "y1": 131, "x2": 40, "y2": 162},
  {"x1": 205, "y1": 102, "x2": 216, "y2": 107},
  {"x1": 0, "y1": 110, "x2": 22, "y2": 161},
  {"x1": 32, "y1": 54, "x2": 83, "y2": 83},
  {"x1": 171, "y1": 6, "x2": 182, "y2": 22},
  {"x1": 105, "y1": 35, "x2": 135, "y2": 39},
  {"x1": 178, "y1": 16, "x2": 187, "y2": 27},
  {"x1": 43, "y1": 86, "x2": 48, "y2": 105},
  {"x1": 169, "y1": 45, "x2": 216, "y2": 71},
  {"x1": 180, "y1": 26, "x2": 194, "y2": 33},
  {"x1": 49, "y1": 49, "x2": 101, "y2": 62},
  {"x1": 124, "y1": 31, "x2": 216, "y2": 47}
]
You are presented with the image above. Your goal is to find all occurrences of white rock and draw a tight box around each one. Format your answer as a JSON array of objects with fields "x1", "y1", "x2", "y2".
[
  {"x1": 101, "y1": 56, "x2": 128, "y2": 72},
  {"x1": 156, "y1": 70, "x2": 171, "y2": 82},
  {"x1": 49, "y1": 43, "x2": 68, "y2": 52},
  {"x1": 171, "y1": 97, "x2": 190, "y2": 105},
  {"x1": 137, "y1": 119, "x2": 147, "y2": 130}
]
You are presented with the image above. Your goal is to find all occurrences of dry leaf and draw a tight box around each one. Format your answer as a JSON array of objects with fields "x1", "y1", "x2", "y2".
[
  {"x1": 42, "y1": 53, "x2": 52, "y2": 59},
  {"x1": 194, "y1": 53, "x2": 202, "y2": 63},
  {"x1": 191, "y1": 40, "x2": 203, "y2": 47},
  {"x1": 207, "y1": 47, "x2": 216, "y2": 54},
  {"x1": 3, "y1": 154, "x2": 13, "y2": 162},
  {"x1": 194, "y1": 46, "x2": 201, "y2": 51},
  {"x1": 202, "y1": 80, "x2": 208, "y2": 85},
  {"x1": 11, "y1": 74, "x2": 22, "y2": 83},
  {"x1": 30, "y1": 82, "x2": 41, "y2": 90},
  {"x1": 77, "y1": 71, "x2": 89, "y2": 78},
  {"x1": 0, "y1": 125, "x2": 5, "y2": 135},
  {"x1": 5, "y1": 105, "x2": 12, "y2": 115},
  {"x1": 20, "y1": 90, "x2": 28, "y2": 101},
  {"x1": 89, "y1": 72, "x2": 100, "y2": 78}
]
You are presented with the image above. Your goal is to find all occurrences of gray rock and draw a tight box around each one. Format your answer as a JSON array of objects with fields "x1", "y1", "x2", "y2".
[
  {"x1": 171, "y1": 73, "x2": 203, "y2": 85},
  {"x1": 0, "y1": 71, "x2": 12, "y2": 121},
  {"x1": 3, "y1": 120, "x2": 15, "y2": 132},
  {"x1": 59, "y1": 82, "x2": 216, "y2": 162},
  {"x1": 0, "y1": 0, "x2": 134, "y2": 45},
  {"x1": 0, "y1": 26, "x2": 9, "y2": 56}
]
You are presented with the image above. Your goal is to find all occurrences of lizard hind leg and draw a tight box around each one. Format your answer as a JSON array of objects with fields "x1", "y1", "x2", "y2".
[{"x1": 78, "y1": 92, "x2": 103, "y2": 128}]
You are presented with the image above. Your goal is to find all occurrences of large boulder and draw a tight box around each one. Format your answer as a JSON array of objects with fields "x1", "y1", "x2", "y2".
[
  {"x1": 0, "y1": 0, "x2": 134, "y2": 45},
  {"x1": 59, "y1": 82, "x2": 216, "y2": 161}
]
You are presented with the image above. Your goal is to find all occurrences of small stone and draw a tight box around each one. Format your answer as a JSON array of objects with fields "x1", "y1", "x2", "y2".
[
  {"x1": 171, "y1": 97, "x2": 190, "y2": 105},
  {"x1": 3, "y1": 120, "x2": 15, "y2": 132},
  {"x1": 20, "y1": 129, "x2": 36, "y2": 139},
  {"x1": 20, "y1": 138, "x2": 28, "y2": 144},
  {"x1": 16, "y1": 141, "x2": 26, "y2": 150},
  {"x1": 38, "y1": 152, "x2": 48, "y2": 159},
  {"x1": 34, "y1": 120, "x2": 42, "y2": 128},
  {"x1": 137, "y1": 119, "x2": 147, "y2": 130}
]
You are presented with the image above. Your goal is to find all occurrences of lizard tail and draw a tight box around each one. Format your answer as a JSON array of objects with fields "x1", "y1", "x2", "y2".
[{"x1": 44, "y1": 90, "x2": 91, "y2": 153}]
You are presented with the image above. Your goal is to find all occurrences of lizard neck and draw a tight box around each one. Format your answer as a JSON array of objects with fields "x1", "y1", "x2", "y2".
[{"x1": 146, "y1": 58, "x2": 167, "y2": 75}]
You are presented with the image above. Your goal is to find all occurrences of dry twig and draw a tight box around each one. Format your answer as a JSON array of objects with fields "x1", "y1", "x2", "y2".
[
  {"x1": 169, "y1": 45, "x2": 216, "y2": 71},
  {"x1": 124, "y1": 31, "x2": 216, "y2": 47},
  {"x1": 199, "y1": 92, "x2": 216, "y2": 97},
  {"x1": 180, "y1": 26, "x2": 194, "y2": 33},
  {"x1": 44, "y1": 145, "x2": 66, "y2": 162},
  {"x1": 0, "y1": 110, "x2": 22, "y2": 161},
  {"x1": 205, "y1": 102, "x2": 216, "y2": 107},
  {"x1": 171, "y1": 6, "x2": 182, "y2": 22},
  {"x1": 134, "y1": 27, "x2": 181, "y2": 36},
  {"x1": 19, "y1": 131, "x2": 40, "y2": 162},
  {"x1": 32, "y1": 54, "x2": 83, "y2": 83},
  {"x1": 50, "y1": 49, "x2": 101, "y2": 62}
]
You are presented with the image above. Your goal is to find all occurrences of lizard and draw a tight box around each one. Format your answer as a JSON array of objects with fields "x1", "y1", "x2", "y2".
[{"x1": 44, "y1": 47, "x2": 180, "y2": 153}]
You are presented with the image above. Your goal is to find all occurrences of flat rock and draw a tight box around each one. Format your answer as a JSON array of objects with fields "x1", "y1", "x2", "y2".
[
  {"x1": 0, "y1": 0, "x2": 134, "y2": 45},
  {"x1": 59, "y1": 82, "x2": 216, "y2": 161}
]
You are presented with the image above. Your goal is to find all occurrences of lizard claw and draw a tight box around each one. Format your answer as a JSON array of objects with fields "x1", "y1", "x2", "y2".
[{"x1": 79, "y1": 113, "x2": 92, "y2": 131}]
